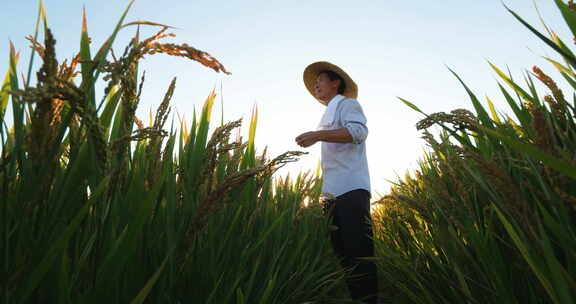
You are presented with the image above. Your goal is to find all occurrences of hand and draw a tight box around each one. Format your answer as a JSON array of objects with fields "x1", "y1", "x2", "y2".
[{"x1": 295, "y1": 131, "x2": 321, "y2": 148}]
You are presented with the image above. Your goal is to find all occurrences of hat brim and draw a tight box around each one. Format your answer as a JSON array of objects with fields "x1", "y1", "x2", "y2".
[{"x1": 303, "y1": 61, "x2": 358, "y2": 104}]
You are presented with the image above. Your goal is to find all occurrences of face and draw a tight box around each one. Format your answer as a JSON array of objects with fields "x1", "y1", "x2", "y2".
[{"x1": 314, "y1": 73, "x2": 340, "y2": 104}]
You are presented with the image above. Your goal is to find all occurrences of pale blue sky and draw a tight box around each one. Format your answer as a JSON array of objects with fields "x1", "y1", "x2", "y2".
[{"x1": 0, "y1": 1, "x2": 571, "y2": 196}]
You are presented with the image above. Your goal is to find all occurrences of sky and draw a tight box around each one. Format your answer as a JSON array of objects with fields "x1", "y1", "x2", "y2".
[{"x1": 0, "y1": 0, "x2": 572, "y2": 198}]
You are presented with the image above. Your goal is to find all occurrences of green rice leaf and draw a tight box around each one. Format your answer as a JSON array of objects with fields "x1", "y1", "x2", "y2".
[
  {"x1": 121, "y1": 21, "x2": 175, "y2": 29},
  {"x1": 497, "y1": 83, "x2": 530, "y2": 130},
  {"x1": 554, "y1": 0, "x2": 576, "y2": 42},
  {"x1": 258, "y1": 273, "x2": 277, "y2": 303},
  {"x1": 544, "y1": 56, "x2": 575, "y2": 77},
  {"x1": 525, "y1": 72, "x2": 540, "y2": 106},
  {"x1": 242, "y1": 105, "x2": 258, "y2": 169},
  {"x1": 398, "y1": 97, "x2": 426, "y2": 115},
  {"x1": 85, "y1": 0, "x2": 136, "y2": 102},
  {"x1": 25, "y1": 0, "x2": 46, "y2": 89},
  {"x1": 186, "y1": 91, "x2": 215, "y2": 191},
  {"x1": 478, "y1": 125, "x2": 576, "y2": 179},
  {"x1": 19, "y1": 177, "x2": 110, "y2": 303},
  {"x1": 552, "y1": 33, "x2": 576, "y2": 69},
  {"x1": 129, "y1": 253, "x2": 170, "y2": 304},
  {"x1": 538, "y1": 221, "x2": 575, "y2": 303},
  {"x1": 99, "y1": 85, "x2": 121, "y2": 130},
  {"x1": 560, "y1": 71, "x2": 576, "y2": 91},
  {"x1": 486, "y1": 96, "x2": 501, "y2": 124},
  {"x1": 504, "y1": 3, "x2": 576, "y2": 69},
  {"x1": 9, "y1": 40, "x2": 25, "y2": 179},
  {"x1": 79, "y1": 7, "x2": 95, "y2": 108},
  {"x1": 449, "y1": 67, "x2": 494, "y2": 128},
  {"x1": 0, "y1": 43, "x2": 18, "y2": 123},
  {"x1": 490, "y1": 62, "x2": 535, "y2": 104}
]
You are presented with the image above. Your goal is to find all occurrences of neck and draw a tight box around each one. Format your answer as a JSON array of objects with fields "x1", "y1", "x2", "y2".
[{"x1": 323, "y1": 93, "x2": 339, "y2": 105}]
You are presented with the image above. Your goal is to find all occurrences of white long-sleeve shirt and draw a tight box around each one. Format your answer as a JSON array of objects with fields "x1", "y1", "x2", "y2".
[{"x1": 317, "y1": 94, "x2": 371, "y2": 197}]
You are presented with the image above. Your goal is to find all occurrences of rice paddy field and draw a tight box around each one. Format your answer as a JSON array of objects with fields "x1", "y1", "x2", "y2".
[{"x1": 1, "y1": 0, "x2": 576, "y2": 303}]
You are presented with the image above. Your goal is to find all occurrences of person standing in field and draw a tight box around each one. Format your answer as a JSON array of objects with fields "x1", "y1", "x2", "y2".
[{"x1": 295, "y1": 61, "x2": 378, "y2": 304}]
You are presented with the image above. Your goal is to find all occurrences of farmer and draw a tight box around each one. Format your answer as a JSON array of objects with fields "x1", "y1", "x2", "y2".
[{"x1": 295, "y1": 61, "x2": 378, "y2": 304}]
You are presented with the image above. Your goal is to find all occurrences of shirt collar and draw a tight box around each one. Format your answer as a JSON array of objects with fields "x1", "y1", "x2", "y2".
[
  {"x1": 318, "y1": 94, "x2": 346, "y2": 129},
  {"x1": 326, "y1": 94, "x2": 345, "y2": 107}
]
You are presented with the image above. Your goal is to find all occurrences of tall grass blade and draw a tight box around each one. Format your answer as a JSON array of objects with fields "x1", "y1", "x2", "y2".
[
  {"x1": 398, "y1": 97, "x2": 426, "y2": 115},
  {"x1": 79, "y1": 7, "x2": 95, "y2": 108},
  {"x1": 129, "y1": 254, "x2": 170, "y2": 304},
  {"x1": 19, "y1": 178, "x2": 109, "y2": 304},
  {"x1": 478, "y1": 125, "x2": 576, "y2": 179},
  {"x1": 25, "y1": 0, "x2": 46, "y2": 90},
  {"x1": 554, "y1": 0, "x2": 576, "y2": 40},
  {"x1": 1, "y1": 44, "x2": 18, "y2": 124},
  {"x1": 489, "y1": 62, "x2": 535, "y2": 103},
  {"x1": 504, "y1": 3, "x2": 576, "y2": 69},
  {"x1": 493, "y1": 205, "x2": 558, "y2": 303},
  {"x1": 85, "y1": 0, "x2": 136, "y2": 107},
  {"x1": 121, "y1": 21, "x2": 175, "y2": 29},
  {"x1": 449, "y1": 67, "x2": 494, "y2": 128},
  {"x1": 486, "y1": 97, "x2": 501, "y2": 124}
]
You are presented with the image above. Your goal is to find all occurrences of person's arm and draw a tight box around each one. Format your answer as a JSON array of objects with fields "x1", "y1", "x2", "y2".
[
  {"x1": 295, "y1": 100, "x2": 368, "y2": 148},
  {"x1": 295, "y1": 128, "x2": 352, "y2": 147},
  {"x1": 317, "y1": 128, "x2": 354, "y2": 143},
  {"x1": 340, "y1": 100, "x2": 368, "y2": 144}
]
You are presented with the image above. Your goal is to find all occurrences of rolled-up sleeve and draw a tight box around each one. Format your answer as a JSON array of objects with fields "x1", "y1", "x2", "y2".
[{"x1": 340, "y1": 100, "x2": 368, "y2": 144}]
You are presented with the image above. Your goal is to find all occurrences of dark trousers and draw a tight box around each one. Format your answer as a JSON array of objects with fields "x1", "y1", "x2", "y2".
[{"x1": 326, "y1": 189, "x2": 378, "y2": 303}]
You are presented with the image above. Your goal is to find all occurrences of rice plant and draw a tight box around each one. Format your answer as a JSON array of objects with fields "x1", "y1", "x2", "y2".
[
  {"x1": 374, "y1": 1, "x2": 576, "y2": 303},
  {"x1": 0, "y1": 2, "x2": 347, "y2": 303}
]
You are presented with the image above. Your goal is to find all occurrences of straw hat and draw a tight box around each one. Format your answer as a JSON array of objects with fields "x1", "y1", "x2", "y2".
[{"x1": 303, "y1": 61, "x2": 358, "y2": 104}]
